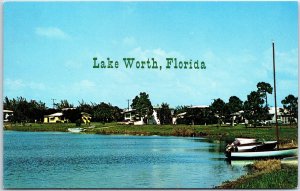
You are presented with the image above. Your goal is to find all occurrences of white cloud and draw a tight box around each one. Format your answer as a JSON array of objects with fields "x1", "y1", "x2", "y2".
[
  {"x1": 5, "y1": 79, "x2": 45, "y2": 91},
  {"x1": 75, "y1": 80, "x2": 96, "y2": 90},
  {"x1": 28, "y1": 82, "x2": 46, "y2": 90},
  {"x1": 35, "y1": 27, "x2": 70, "y2": 39},
  {"x1": 5, "y1": 79, "x2": 25, "y2": 90}
]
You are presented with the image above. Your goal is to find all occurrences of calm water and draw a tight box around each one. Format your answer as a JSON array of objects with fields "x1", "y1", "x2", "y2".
[{"x1": 4, "y1": 131, "x2": 247, "y2": 188}]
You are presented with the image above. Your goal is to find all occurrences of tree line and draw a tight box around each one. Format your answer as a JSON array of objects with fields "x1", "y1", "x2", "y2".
[
  {"x1": 3, "y1": 81, "x2": 298, "y2": 126},
  {"x1": 126, "y1": 82, "x2": 298, "y2": 127},
  {"x1": 3, "y1": 98, "x2": 123, "y2": 124},
  {"x1": 173, "y1": 82, "x2": 298, "y2": 127}
]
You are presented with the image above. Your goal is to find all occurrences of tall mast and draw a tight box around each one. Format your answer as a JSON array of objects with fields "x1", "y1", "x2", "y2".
[{"x1": 272, "y1": 41, "x2": 279, "y2": 150}]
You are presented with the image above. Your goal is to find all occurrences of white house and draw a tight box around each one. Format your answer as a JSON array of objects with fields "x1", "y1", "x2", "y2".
[
  {"x1": 268, "y1": 107, "x2": 295, "y2": 124},
  {"x1": 3, "y1": 109, "x2": 13, "y2": 122},
  {"x1": 122, "y1": 109, "x2": 136, "y2": 122},
  {"x1": 122, "y1": 109, "x2": 144, "y2": 125},
  {"x1": 122, "y1": 105, "x2": 175, "y2": 125}
]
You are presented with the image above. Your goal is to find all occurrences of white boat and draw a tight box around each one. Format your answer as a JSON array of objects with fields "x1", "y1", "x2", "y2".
[
  {"x1": 235, "y1": 138, "x2": 257, "y2": 144},
  {"x1": 226, "y1": 138, "x2": 277, "y2": 152},
  {"x1": 226, "y1": 147, "x2": 298, "y2": 159},
  {"x1": 68, "y1": 128, "x2": 84, "y2": 133},
  {"x1": 236, "y1": 141, "x2": 277, "y2": 152}
]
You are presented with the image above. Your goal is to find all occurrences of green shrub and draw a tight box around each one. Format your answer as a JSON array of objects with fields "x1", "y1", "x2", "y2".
[{"x1": 75, "y1": 119, "x2": 81, "y2": 127}]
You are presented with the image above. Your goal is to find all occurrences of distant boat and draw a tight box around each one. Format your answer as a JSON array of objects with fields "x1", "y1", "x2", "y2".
[
  {"x1": 225, "y1": 147, "x2": 298, "y2": 159},
  {"x1": 68, "y1": 128, "x2": 84, "y2": 133}
]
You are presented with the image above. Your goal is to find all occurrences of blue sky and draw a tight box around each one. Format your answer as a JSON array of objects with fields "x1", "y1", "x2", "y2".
[{"x1": 3, "y1": 2, "x2": 298, "y2": 109}]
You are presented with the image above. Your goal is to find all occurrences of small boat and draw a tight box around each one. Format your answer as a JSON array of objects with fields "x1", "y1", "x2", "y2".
[
  {"x1": 226, "y1": 139, "x2": 277, "y2": 152},
  {"x1": 226, "y1": 147, "x2": 298, "y2": 160},
  {"x1": 68, "y1": 128, "x2": 84, "y2": 133}
]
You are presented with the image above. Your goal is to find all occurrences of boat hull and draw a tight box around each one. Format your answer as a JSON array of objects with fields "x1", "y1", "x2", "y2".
[
  {"x1": 226, "y1": 148, "x2": 298, "y2": 160},
  {"x1": 250, "y1": 141, "x2": 277, "y2": 151},
  {"x1": 68, "y1": 128, "x2": 83, "y2": 133}
]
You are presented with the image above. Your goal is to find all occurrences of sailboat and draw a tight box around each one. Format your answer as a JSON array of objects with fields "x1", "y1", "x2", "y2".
[{"x1": 225, "y1": 42, "x2": 298, "y2": 160}]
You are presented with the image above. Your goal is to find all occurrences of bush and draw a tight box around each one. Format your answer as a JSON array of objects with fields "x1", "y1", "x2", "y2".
[{"x1": 75, "y1": 119, "x2": 81, "y2": 127}]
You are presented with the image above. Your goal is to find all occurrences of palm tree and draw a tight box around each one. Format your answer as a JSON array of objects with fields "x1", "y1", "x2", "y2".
[
  {"x1": 257, "y1": 82, "x2": 273, "y2": 107},
  {"x1": 56, "y1": 100, "x2": 74, "y2": 110}
]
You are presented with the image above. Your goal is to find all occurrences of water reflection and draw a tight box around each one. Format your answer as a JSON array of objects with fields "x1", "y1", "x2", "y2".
[
  {"x1": 226, "y1": 159, "x2": 255, "y2": 167},
  {"x1": 191, "y1": 138, "x2": 228, "y2": 153}
]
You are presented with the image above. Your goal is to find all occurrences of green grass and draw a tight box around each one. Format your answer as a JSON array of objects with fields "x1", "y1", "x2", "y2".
[
  {"x1": 4, "y1": 122, "x2": 74, "y2": 132},
  {"x1": 219, "y1": 164, "x2": 298, "y2": 189},
  {"x1": 193, "y1": 124, "x2": 298, "y2": 143}
]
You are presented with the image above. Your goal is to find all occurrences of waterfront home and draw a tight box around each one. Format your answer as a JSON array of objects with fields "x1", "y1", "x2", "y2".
[
  {"x1": 122, "y1": 105, "x2": 175, "y2": 125},
  {"x1": 148, "y1": 105, "x2": 175, "y2": 125},
  {"x1": 229, "y1": 110, "x2": 244, "y2": 126},
  {"x1": 122, "y1": 108, "x2": 148, "y2": 125},
  {"x1": 3, "y1": 109, "x2": 13, "y2": 122},
  {"x1": 268, "y1": 107, "x2": 296, "y2": 124},
  {"x1": 123, "y1": 109, "x2": 136, "y2": 122},
  {"x1": 43, "y1": 112, "x2": 67, "y2": 123},
  {"x1": 241, "y1": 107, "x2": 295, "y2": 126},
  {"x1": 44, "y1": 110, "x2": 92, "y2": 124},
  {"x1": 173, "y1": 112, "x2": 186, "y2": 125}
]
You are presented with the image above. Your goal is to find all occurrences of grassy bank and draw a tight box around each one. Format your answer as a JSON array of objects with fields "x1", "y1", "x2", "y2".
[
  {"x1": 4, "y1": 122, "x2": 298, "y2": 144},
  {"x1": 218, "y1": 159, "x2": 298, "y2": 189},
  {"x1": 4, "y1": 122, "x2": 74, "y2": 132}
]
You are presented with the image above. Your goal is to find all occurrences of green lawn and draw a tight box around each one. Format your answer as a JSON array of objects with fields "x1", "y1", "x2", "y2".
[{"x1": 218, "y1": 164, "x2": 298, "y2": 189}]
